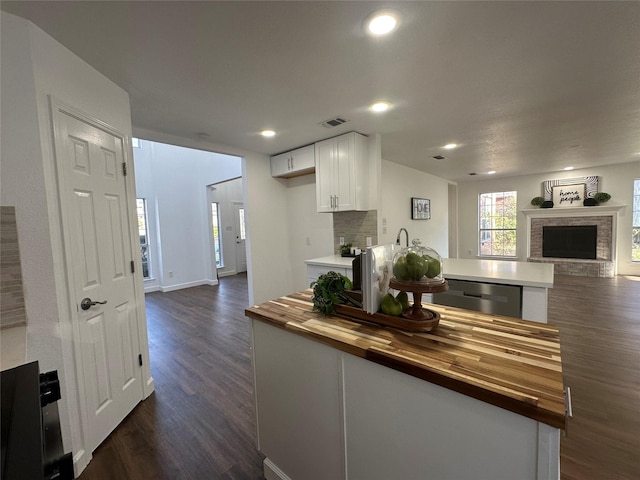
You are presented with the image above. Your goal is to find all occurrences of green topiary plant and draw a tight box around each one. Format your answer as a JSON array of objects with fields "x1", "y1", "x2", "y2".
[
  {"x1": 594, "y1": 192, "x2": 611, "y2": 204},
  {"x1": 531, "y1": 196, "x2": 544, "y2": 207}
]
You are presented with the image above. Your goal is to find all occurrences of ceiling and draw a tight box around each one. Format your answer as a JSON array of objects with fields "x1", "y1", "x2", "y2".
[{"x1": 2, "y1": 1, "x2": 639, "y2": 182}]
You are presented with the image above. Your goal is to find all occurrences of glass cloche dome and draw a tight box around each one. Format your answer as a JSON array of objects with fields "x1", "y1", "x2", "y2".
[{"x1": 392, "y1": 239, "x2": 444, "y2": 284}]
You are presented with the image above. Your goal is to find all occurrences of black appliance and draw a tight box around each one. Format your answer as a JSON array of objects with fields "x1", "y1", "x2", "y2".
[{"x1": 1, "y1": 361, "x2": 74, "y2": 480}]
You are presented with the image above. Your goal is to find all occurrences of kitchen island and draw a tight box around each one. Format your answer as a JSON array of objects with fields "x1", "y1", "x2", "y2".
[
  {"x1": 246, "y1": 290, "x2": 566, "y2": 480},
  {"x1": 306, "y1": 255, "x2": 554, "y2": 322}
]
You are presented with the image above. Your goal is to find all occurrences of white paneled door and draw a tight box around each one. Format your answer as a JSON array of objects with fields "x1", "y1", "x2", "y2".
[
  {"x1": 234, "y1": 202, "x2": 247, "y2": 273},
  {"x1": 52, "y1": 101, "x2": 144, "y2": 453}
]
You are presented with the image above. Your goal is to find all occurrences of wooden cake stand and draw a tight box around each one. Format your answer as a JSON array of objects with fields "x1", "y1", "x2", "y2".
[{"x1": 389, "y1": 277, "x2": 449, "y2": 323}]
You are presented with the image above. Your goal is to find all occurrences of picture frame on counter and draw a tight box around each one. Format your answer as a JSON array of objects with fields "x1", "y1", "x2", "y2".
[{"x1": 411, "y1": 197, "x2": 431, "y2": 220}]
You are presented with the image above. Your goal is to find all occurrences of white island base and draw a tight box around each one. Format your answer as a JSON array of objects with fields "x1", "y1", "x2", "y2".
[{"x1": 253, "y1": 321, "x2": 560, "y2": 480}]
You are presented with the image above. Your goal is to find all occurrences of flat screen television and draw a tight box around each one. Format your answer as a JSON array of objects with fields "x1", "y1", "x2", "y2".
[{"x1": 542, "y1": 225, "x2": 597, "y2": 259}]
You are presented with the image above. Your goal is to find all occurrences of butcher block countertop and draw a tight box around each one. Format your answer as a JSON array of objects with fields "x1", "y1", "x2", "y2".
[{"x1": 246, "y1": 290, "x2": 566, "y2": 430}]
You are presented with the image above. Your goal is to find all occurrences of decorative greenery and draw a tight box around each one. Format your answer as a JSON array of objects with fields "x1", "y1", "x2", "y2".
[
  {"x1": 541, "y1": 200, "x2": 554, "y2": 208},
  {"x1": 339, "y1": 243, "x2": 352, "y2": 255},
  {"x1": 531, "y1": 196, "x2": 545, "y2": 207},
  {"x1": 311, "y1": 271, "x2": 354, "y2": 315},
  {"x1": 594, "y1": 192, "x2": 611, "y2": 204},
  {"x1": 583, "y1": 198, "x2": 598, "y2": 206}
]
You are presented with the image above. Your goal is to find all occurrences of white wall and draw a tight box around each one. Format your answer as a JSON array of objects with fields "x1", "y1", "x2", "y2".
[
  {"x1": 209, "y1": 177, "x2": 244, "y2": 277},
  {"x1": 0, "y1": 11, "x2": 152, "y2": 473},
  {"x1": 378, "y1": 160, "x2": 450, "y2": 257},
  {"x1": 132, "y1": 139, "x2": 242, "y2": 291},
  {"x1": 133, "y1": 127, "x2": 295, "y2": 305},
  {"x1": 285, "y1": 174, "x2": 334, "y2": 291},
  {"x1": 456, "y1": 161, "x2": 640, "y2": 275}
]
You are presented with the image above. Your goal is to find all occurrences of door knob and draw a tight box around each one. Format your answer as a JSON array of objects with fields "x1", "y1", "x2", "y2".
[{"x1": 80, "y1": 297, "x2": 107, "y2": 310}]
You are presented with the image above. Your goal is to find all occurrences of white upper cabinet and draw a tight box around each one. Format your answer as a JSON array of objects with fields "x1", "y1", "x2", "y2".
[
  {"x1": 270, "y1": 144, "x2": 315, "y2": 178},
  {"x1": 315, "y1": 132, "x2": 369, "y2": 212}
]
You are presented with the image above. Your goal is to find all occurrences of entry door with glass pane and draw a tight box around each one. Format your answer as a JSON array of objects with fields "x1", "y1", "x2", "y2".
[{"x1": 234, "y1": 203, "x2": 247, "y2": 273}]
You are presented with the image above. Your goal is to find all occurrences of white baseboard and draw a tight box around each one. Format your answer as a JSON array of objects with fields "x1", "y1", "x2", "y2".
[
  {"x1": 217, "y1": 270, "x2": 238, "y2": 278},
  {"x1": 160, "y1": 279, "x2": 218, "y2": 293},
  {"x1": 144, "y1": 285, "x2": 161, "y2": 293},
  {"x1": 264, "y1": 458, "x2": 292, "y2": 480}
]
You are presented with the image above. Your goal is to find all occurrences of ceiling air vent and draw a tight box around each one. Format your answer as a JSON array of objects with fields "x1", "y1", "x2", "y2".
[
  {"x1": 432, "y1": 155, "x2": 446, "y2": 160},
  {"x1": 320, "y1": 116, "x2": 349, "y2": 128}
]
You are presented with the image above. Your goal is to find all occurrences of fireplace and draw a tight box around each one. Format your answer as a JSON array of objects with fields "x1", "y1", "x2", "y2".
[
  {"x1": 542, "y1": 225, "x2": 597, "y2": 259},
  {"x1": 524, "y1": 206, "x2": 622, "y2": 278}
]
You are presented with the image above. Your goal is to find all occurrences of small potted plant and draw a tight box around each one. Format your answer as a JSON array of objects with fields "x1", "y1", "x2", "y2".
[
  {"x1": 594, "y1": 192, "x2": 611, "y2": 204},
  {"x1": 310, "y1": 271, "x2": 357, "y2": 314},
  {"x1": 340, "y1": 243, "x2": 353, "y2": 256},
  {"x1": 531, "y1": 196, "x2": 544, "y2": 207}
]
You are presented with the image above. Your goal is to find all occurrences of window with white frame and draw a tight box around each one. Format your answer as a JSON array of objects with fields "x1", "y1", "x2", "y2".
[
  {"x1": 136, "y1": 198, "x2": 151, "y2": 279},
  {"x1": 211, "y1": 202, "x2": 223, "y2": 268},
  {"x1": 478, "y1": 191, "x2": 517, "y2": 257},
  {"x1": 633, "y1": 179, "x2": 640, "y2": 262}
]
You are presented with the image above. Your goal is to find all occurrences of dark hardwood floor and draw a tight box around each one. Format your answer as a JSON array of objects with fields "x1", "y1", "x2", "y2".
[
  {"x1": 78, "y1": 273, "x2": 640, "y2": 480},
  {"x1": 78, "y1": 273, "x2": 264, "y2": 480},
  {"x1": 550, "y1": 274, "x2": 640, "y2": 480}
]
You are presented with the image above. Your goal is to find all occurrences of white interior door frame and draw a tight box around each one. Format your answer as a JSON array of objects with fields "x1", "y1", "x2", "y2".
[{"x1": 49, "y1": 97, "x2": 154, "y2": 468}]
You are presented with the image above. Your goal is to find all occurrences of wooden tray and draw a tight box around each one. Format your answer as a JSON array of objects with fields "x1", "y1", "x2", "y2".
[{"x1": 334, "y1": 304, "x2": 440, "y2": 333}]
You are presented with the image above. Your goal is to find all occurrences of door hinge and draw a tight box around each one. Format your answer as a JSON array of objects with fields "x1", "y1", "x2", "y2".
[
  {"x1": 138, "y1": 354, "x2": 143, "y2": 367},
  {"x1": 130, "y1": 260, "x2": 135, "y2": 273},
  {"x1": 122, "y1": 162, "x2": 127, "y2": 176}
]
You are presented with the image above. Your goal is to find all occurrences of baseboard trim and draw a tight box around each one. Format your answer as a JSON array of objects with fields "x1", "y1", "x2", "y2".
[
  {"x1": 218, "y1": 270, "x2": 238, "y2": 278},
  {"x1": 264, "y1": 458, "x2": 292, "y2": 480},
  {"x1": 160, "y1": 279, "x2": 218, "y2": 293}
]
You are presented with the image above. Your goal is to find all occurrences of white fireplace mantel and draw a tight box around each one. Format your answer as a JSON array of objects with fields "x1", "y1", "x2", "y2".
[{"x1": 522, "y1": 204, "x2": 626, "y2": 219}]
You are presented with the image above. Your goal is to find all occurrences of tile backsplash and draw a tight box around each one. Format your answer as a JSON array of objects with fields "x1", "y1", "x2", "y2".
[
  {"x1": 1, "y1": 206, "x2": 27, "y2": 328},
  {"x1": 333, "y1": 210, "x2": 378, "y2": 253}
]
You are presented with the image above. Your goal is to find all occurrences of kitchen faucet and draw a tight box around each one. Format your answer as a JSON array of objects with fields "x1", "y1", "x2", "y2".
[{"x1": 396, "y1": 228, "x2": 409, "y2": 247}]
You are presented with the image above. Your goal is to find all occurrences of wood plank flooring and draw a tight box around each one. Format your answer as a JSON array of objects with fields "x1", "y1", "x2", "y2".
[
  {"x1": 550, "y1": 274, "x2": 640, "y2": 480},
  {"x1": 77, "y1": 273, "x2": 264, "y2": 480},
  {"x1": 78, "y1": 273, "x2": 640, "y2": 480}
]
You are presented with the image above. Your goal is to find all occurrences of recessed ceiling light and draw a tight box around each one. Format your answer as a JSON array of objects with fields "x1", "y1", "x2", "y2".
[
  {"x1": 443, "y1": 143, "x2": 458, "y2": 150},
  {"x1": 564, "y1": 166, "x2": 574, "y2": 171},
  {"x1": 260, "y1": 130, "x2": 276, "y2": 138},
  {"x1": 370, "y1": 101, "x2": 392, "y2": 113},
  {"x1": 488, "y1": 171, "x2": 496, "y2": 175},
  {"x1": 366, "y1": 10, "x2": 400, "y2": 36}
]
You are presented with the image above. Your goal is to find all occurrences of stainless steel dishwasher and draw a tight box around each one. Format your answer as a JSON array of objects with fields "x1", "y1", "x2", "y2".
[{"x1": 432, "y1": 279, "x2": 522, "y2": 318}]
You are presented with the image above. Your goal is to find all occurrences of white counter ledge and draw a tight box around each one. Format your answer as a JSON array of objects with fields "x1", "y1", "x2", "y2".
[
  {"x1": 442, "y1": 258, "x2": 554, "y2": 288},
  {"x1": 305, "y1": 255, "x2": 355, "y2": 269}
]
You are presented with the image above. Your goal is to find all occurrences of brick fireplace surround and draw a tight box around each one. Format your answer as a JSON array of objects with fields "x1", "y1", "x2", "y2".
[{"x1": 524, "y1": 206, "x2": 623, "y2": 278}]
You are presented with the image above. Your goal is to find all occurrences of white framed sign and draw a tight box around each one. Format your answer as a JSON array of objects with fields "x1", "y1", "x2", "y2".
[
  {"x1": 552, "y1": 183, "x2": 586, "y2": 207},
  {"x1": 411, "y1": 197, "x2": 431, "y2": 220}
]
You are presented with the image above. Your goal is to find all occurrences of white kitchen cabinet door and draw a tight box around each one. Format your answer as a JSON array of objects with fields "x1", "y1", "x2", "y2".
[
  {"x1": 271, "y1": 144, "x2": 315, "y2": 178},
  {"x1": 270, "y1": 151, "x2": 292, "y2": 177},
  {"x1": 315, "y1": 140, "x2": 335, "y2": 211},
  {"x1": 315, "y1": 132, "x2": 368, "y2": 212},
  {"x1": 334, "y1": 133, "x2": 356, "y2": 210},
  {"x1": 307, "y1": 265, "x2": 352, "y2": 284}
]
